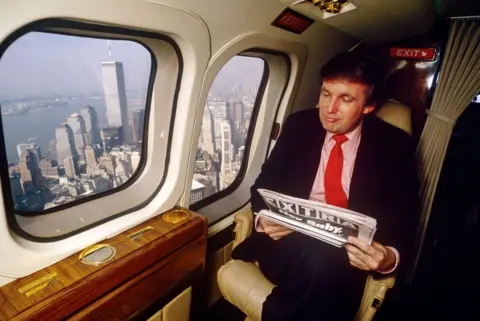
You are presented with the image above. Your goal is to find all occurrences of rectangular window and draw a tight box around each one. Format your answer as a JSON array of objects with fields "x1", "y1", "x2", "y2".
[
  {"x1": 0, "y1": 31, "x2": 151, "y2": 213},
  {"x1": 191, "y1": 56, "x2": 265, "y2": 205}
]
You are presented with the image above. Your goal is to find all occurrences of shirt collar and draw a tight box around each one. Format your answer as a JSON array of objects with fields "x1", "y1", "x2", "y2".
[{"x1": 325, "y1": 122, "x2": 362, "y2": 145}]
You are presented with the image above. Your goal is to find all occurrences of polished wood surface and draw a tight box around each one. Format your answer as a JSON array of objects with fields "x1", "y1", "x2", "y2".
[
  {"x1": 0, "y1": 207, "x2": 207, "y2": 321},
  {"x1": 70, "y1": 238, "x2": 204, "y2": 320}
]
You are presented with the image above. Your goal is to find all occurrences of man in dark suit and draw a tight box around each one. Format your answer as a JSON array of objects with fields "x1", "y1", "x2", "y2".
[{"x1": 232, "y1": 52, "x2": 419, "y2": 321}]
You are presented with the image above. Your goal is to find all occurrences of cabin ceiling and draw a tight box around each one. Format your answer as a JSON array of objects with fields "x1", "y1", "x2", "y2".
[
  {"x1": 312, "y1": 0, "x2": 437, "y2": 44},
  {"x1": 167, "y1": 0, "x2": 436, "y2": 45}
]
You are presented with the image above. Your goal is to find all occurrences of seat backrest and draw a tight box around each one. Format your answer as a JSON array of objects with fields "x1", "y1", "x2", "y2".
[{"x1": 375, "y1": 99, "x2": 412, "y2": 136}]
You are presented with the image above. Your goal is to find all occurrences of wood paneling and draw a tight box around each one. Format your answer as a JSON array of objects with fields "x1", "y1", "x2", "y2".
[
  {"x1": 69, "y1": 238, "x2": 205, "y2": 320},
  {"x1": 0, "y1": 292, "x2": 18, "y2": 320},
  {"x1": 0, "y1": 207, "x2": 207, "y2": 321}
]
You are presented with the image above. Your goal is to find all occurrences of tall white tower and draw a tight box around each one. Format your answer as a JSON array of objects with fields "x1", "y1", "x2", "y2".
[
  {"x1": 101, "y1": 60, "x2": 130, "y2": 144},
  {"x1": 200, "y1": 106, "x2": 215, "y2": 155}
]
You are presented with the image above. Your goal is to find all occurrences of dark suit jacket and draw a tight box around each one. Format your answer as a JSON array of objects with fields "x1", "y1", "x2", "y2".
[{"x1": 247, "y1": 108, "x2": 419, "y2": 276}]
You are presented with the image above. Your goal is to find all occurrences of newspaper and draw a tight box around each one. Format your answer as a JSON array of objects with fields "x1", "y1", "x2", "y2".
[{"x1": 256, "y1": 189, "x2": 377, "y2": 247}]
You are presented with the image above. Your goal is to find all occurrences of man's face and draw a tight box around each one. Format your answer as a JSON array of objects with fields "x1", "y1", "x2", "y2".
[{"x1": 318, "y1": 79, "x2": 375, "y2": 134}]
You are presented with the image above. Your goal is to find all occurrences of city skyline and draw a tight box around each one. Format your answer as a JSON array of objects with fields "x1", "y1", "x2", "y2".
[
  {"x1": 7, "y1": 49, "x2": 147, "y2": 211},
  {"x1": 1, "y1": 30, "x2": 265, "y2": 211}
]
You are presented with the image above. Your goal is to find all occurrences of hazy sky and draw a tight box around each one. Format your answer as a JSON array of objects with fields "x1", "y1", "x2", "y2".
[
  {"x1": 0, "y1": 32, "x2": 152, "y2": 98},
  {"x1": 0, "y1": 31, "x2": 264, "y2": 100}
]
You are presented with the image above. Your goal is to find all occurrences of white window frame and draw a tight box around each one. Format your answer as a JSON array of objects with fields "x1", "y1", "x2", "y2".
[
  {"x1": 0, "y1": 0, "x2": 210, "y2": 285},
  {"x1": 183, "y1": 33, "x2": 307, "y2": 225}
]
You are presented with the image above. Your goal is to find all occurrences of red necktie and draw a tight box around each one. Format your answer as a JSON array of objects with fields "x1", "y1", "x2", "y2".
[{"x1": 325, "y1": 134, "x2": 348, "y2": 208}]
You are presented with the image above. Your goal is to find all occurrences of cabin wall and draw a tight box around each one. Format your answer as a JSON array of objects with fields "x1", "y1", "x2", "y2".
[{"x1": 158, "y1": 0, "x2": 358, "y2": 112}]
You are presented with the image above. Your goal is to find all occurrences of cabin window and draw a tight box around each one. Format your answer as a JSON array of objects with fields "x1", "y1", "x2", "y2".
[
  {"x1": 0, "y1": 32, "x2": 151, "y2": 213},
  {"x1": 0, "y1": 20, "x2": 181, "y2": 240},
  {"x1": 190, "y1": 56, "x2": 265, "y2": 205}
]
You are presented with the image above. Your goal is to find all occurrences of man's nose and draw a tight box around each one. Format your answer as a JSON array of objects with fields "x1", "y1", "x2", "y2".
[{"x1": 326, "y1": 98, "x2": 339, "y2": 114}]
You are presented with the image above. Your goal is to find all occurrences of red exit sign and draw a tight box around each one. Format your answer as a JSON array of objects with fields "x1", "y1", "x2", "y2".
[{"x1": 390, "y1": 47, "x2": 437, "y2": 61}]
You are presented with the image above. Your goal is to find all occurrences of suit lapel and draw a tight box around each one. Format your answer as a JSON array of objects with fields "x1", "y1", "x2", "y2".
[
  {"x1": 285, "y1": 116, "x2": 325, "y2": 199},
  {"x1": 294, "y1": 118, "x2": 326, "y2": 199},
  {"x1": 349, "y1": 117, "x2": 381, "y2": 213}
]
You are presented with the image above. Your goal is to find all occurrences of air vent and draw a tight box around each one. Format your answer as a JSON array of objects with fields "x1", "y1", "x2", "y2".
[{"x1": 278, "y1": 0, "x2": 358, "y2": 20}]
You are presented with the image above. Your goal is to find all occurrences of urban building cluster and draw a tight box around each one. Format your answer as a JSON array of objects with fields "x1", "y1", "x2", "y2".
[
  {"x1": 6, "y1": 56, "x2": 260, "y2": 211},
  {"x1": 8, "y1": 60, "x2": 145, "y2": 211},
  {"x1": 190, "y1": 91, "x2": 256, "y2": 204}
]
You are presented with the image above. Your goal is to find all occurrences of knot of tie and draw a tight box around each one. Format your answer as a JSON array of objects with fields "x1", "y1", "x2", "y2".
[{"x1": 333, "y1": 134, "x2": 348, "y2": 145}]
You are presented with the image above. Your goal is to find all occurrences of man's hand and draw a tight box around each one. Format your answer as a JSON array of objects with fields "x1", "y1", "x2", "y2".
[
  {"x1": 344, "y1": 236, "x2": 396, "y2": 272},
  {"x1": 259, "y1": 217, "x2": 293, "y2": 240}
]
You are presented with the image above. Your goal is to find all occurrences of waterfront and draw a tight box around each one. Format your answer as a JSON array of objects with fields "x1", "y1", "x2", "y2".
[{"x1": 1, "y1": 96, "x2": 145, "y2": 163}]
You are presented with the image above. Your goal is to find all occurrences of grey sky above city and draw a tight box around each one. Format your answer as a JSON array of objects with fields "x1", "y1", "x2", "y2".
[
  {"x1": 0, "y1": 31, "x2": 264, "y2": 99},
  {"x1": 0, "y1": 32, "x2": 151, "y2": 98}
]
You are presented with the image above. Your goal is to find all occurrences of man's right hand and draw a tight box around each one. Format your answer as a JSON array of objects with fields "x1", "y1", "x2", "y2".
[{"x1": 259, "y1": 217, "x2": 294, "y2": 240}]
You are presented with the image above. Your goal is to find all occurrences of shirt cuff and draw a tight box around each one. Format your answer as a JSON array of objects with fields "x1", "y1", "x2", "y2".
[
  {"x1": 254, "y1": 215, "x2": 265, "y2": 232},
  {"x1": 378, "y1": 246, "x2": 400, "y2": 274}
]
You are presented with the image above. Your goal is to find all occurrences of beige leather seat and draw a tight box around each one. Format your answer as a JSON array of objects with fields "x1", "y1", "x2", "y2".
[{"x1": 217, "y1": 100, "x2": 412, "y2": 321}]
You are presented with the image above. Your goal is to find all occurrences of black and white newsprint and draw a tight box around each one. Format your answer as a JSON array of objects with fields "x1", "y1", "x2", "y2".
[{"x1": 256, "y1": 189, "x2": 377, "y2": 247}]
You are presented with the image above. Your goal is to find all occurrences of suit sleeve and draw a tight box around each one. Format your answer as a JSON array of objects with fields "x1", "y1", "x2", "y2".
[{"x1": 250, "y1": 113, "x2": 302, "y2": 214}]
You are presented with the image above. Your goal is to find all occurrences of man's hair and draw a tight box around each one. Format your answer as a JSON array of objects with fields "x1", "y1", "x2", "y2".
[{"x1": 320, "y1": 52, "x2": 385, "y2": 106}]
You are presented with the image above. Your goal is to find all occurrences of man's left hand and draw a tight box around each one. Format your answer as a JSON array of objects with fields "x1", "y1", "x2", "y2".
[{"x1": 344, "y1": 236, "x2": 396, "y2": 272}]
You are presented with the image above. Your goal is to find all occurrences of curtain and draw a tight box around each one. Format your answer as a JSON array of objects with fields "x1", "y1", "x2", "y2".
[{"x1": 411, "y1": 19, "x2": 480, "y2": 280}]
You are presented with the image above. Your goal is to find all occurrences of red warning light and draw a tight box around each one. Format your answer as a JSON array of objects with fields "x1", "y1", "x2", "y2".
[{"x1": 272, "y1": 8, "x2": 314, "y2": 34}]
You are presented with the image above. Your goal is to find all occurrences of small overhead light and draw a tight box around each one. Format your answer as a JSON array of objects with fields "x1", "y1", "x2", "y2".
[
  {"x1": 290, "y1": 0, "x2": 357, "y2": 19},
  {"x1": 310, "y1": 0, "x2": 349, "y2": 14},
  {"x1": 312, "y1": 0, "x2": 329, "y2": 10},
  {"x1": 326, "y1": 0, "x2": 349, "y2": 14}
]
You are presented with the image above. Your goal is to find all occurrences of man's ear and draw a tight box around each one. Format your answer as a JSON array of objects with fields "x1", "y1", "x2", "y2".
[{"x1": 363, "y1": 105, "x2": 375, "y2": 115}]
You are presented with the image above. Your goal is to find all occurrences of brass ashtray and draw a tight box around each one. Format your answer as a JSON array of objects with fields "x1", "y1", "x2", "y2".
[
  {"x1": 162, "y1": 209, "x2": 190, "y2": 224},
  {"x1": 79, "y1": 244, "x2": 116, "y2": 266}
]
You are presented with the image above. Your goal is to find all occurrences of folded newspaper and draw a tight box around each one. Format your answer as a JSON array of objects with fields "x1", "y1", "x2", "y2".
[{"x1": 256, "y1": 189, "x2": 377, "y2": 247}]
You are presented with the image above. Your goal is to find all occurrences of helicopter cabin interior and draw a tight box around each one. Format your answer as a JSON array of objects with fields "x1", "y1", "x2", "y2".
[{"x1": 0, "y1": 0, "x2": 479, "y2": 320}]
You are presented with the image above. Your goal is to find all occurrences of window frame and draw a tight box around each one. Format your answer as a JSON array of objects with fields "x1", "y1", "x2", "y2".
[
  {"x1": 0, "y1": 19, "x2": 182, "y2": 241},
  {"x1": 189, "y1": 52, "x2": 276, "y2": 211},
  {"x1": 188, "y1": 48, "x2": 296, "y2": 225}
]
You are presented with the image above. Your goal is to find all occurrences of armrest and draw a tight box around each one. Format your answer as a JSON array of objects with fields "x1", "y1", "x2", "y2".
[
  {"x1": 232, "y1": 208, "x2": 253, "y2": 249},
  {"x1": 355, "y1": 275, "x2": 396, "y2": 321},
  {"x1": 218, "y1": 260, "x2": 275, "y2": 321}
]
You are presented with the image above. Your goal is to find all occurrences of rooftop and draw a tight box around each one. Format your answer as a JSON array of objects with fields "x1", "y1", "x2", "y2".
[{"x1": 191, "y1": 179, "x2": 205, "y2": 190}]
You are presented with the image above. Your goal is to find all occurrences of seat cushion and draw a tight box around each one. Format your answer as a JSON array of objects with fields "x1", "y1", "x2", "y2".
[
  {"x1": 375, "y1": 99, "x2": 412, "y2": 136},
  {"x1": 217, "y1": 260, "x2": 275, "y2": 321}
]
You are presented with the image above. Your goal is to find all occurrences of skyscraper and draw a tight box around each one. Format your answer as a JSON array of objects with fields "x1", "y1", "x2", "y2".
[
  {"x1": 101, "y1": 126, "x2": 123, "y2": 152},
  {"x1": 130, "y1": 152, "x2": 141, "y2": 173},
  {"x1": 67, "y1": 113, "x2": 87, "y2": 158},
  {"x1": 130, "y1": 108, "x2": 145, "y2": 143},
  {"x1": 48, "y1": 139, "x2": 57, "y2": 161},
  {"x1": 16, "y1": 143, "x2": 41, "y2": 162},
  {"x1": 64, "y1": 156, "x2": 77, "y2": 179},
  {"x1": 200, "y1": 106, "x2": 215, "y2": 155},
  {"x1": 85, "y1": 145, "x2": 97, "y2": 170},
  {"x1": 80, "y1": 106, "x2": 101, "y2": 146},
  {"x1": 100, "y1": 156, "x2": 115, "y2": 176},
  {"x1": 220, "y1": 120, "x2": 233, "y2": 176},
  {"x1": 18, "y1": 150, "x2": 43, "y2": 193},
  {"x1": 39, "y1": 159, "x2": 59, "y2": 179},
  {"x1": 10, "y1": 174, "x2": 24, "y2": 199},
  {"x1": 55, "y1": 123, "x2": 77, "y2": 165},
  {"x1": 209, "y1": 101, "x2": 227, "y2": 152},
  {"x1": 101, "y1": 61, "x2": 130, "y2": 144},
  {"x1": 227, "y1": 100, "x2": 244, "y2": 127}
]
